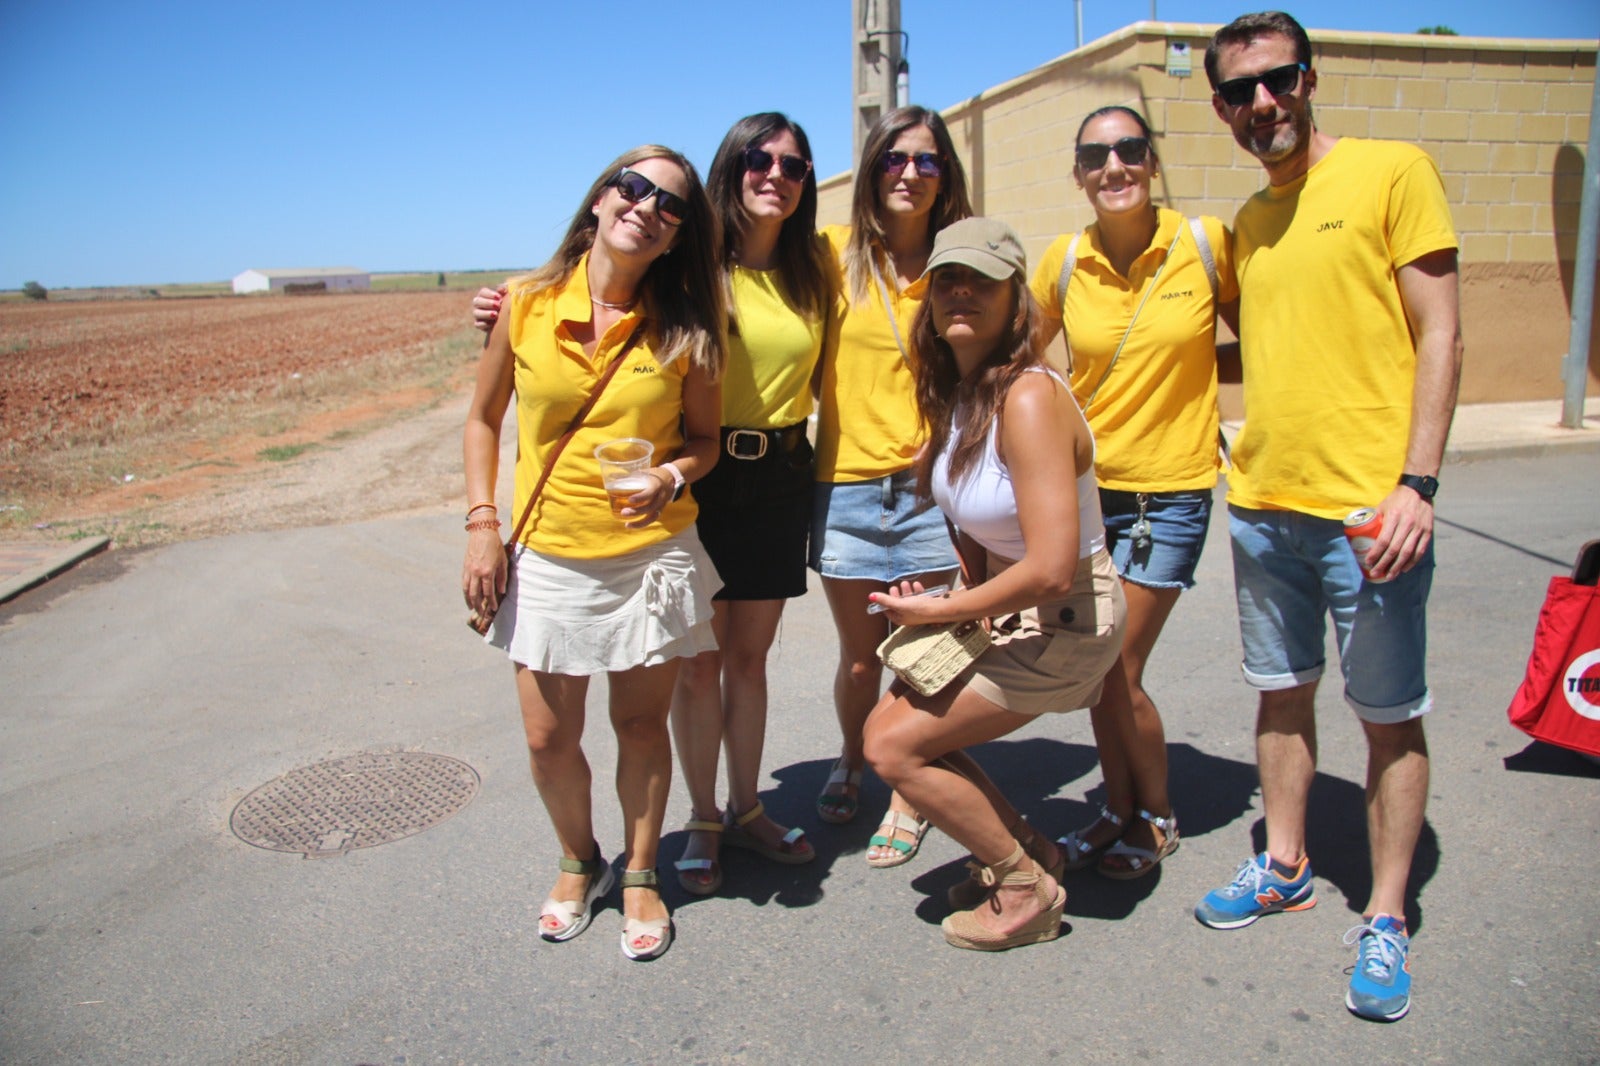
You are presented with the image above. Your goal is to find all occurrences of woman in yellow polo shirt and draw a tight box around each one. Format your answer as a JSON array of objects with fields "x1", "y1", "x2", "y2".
[
  {"x1": 667, "y1": 112, "x2": 831, "y2": 895},
  {"x1": 1028, "y1": 106, "x2": 1239, "y2": 879},
  {"x1": 461, "y1": 145, "x2": 726, "y2": 962},
  {"x1": 810, "y1": 106, "x2": 974, "y2": 869}
]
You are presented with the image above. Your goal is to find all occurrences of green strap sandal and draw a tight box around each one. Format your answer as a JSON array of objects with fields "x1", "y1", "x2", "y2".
[
  {"x1": 538, "y1": 845, "x2": 614, "y2": 942},
  {"x1": 618, "y1": 868, "x2": 673, "y2": 961}
]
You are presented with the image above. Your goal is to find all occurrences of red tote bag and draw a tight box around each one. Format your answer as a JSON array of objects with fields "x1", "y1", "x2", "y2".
[{"x1": 1507, "y1": 540, "x2": 1600, "y2": 757}]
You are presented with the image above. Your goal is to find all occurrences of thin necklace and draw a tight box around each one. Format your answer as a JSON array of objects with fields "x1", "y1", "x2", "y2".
[{"x1": 591, "y1": 294, "x2": 636, "y2": 312}]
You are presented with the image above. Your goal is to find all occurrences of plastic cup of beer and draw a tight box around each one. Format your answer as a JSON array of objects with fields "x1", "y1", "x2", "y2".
[{"x1": 595, "y1": 437, "x2": 655, "y2": 519}]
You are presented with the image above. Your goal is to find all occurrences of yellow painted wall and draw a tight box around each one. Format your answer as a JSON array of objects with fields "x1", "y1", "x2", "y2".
[{"x1": 817, "y1": 21, "x2": 1599, "y2": 405}]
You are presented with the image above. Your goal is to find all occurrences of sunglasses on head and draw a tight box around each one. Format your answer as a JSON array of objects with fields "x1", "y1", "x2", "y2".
[
  {"x1": 1216, "y1": 62, "x2": 1308, "y2": 108},
  {"x1": 742, "y1": 146, "x2": 812, "y2": 183},
  {"x1": 609, "y1": 168, "x2": 687, "y2": 226},
  {"x1": 1075, "y1": 136, "x2": 1151, "y2": 171},
  {"x1": 881, "y1": 150, "x2": 945, "y2": 179}
]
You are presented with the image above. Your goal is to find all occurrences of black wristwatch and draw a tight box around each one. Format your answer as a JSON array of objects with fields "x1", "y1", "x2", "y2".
[{"x1": 1398, "y1": 473, "x2": 1439, "y2": 501}]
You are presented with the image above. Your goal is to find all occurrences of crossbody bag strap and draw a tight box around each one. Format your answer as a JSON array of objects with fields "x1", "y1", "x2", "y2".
[
  {"x1": 1081, "y1": 224, "x2": 1185, "y2": 411},
  {"x1": 1055, "y1": 234, "x2": 1081, "y2": 374},
  {"x1": 869, "y1": 254, "x2": 912, "y2": 367},
  {"x1": 502, "y1": 326, "x2": 644, "y2": 552},
  {"x1": 942, "y1": 515, "x2": 992, "y2": 634},
  {"x1": 1187, "y1": 216, "x2": 1219, "y2": 301}
]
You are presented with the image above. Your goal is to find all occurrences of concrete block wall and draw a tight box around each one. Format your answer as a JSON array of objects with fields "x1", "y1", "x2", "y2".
[{"x1": 817, "y1": 21, "x2": 1599, "y2": 404}]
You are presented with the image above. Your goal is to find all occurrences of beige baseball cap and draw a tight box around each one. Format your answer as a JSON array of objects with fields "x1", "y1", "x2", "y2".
[{"x1": 921, "y1": 217, "x2": 1027, "y2": 281}]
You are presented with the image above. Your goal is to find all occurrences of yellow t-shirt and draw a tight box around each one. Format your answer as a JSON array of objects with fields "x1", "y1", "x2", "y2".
[
  {"x1": 1228, "y1": 138, "x2": 1458, "y2": 519},
  {"x1": 1030, "y1": 209, "x2": 1238, "y2": 492},
  {"x1": 505, "y1": 255, "x2": 697, "y2": 559},
  {"x1": 813, "y1": 223, "x2": 928, "y2": 483},
  {"x1": 719, "y1": 264, "x2": 824, "y2": 429}
]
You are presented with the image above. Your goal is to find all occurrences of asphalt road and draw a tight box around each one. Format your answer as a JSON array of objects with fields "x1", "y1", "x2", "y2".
[{"x1": 2, "y1": 450, "x2": 1597, "y2": 1064}]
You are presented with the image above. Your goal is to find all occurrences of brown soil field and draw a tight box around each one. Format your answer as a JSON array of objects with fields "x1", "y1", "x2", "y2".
[{"x1": 0, "y1": 292, "x2": 488, "y2": 546}]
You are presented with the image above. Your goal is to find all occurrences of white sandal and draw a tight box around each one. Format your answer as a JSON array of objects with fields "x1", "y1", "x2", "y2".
[
  {"x1": 1057, "y1": 806, "x2": 1125, "y2": 871},
  {"x1": 618, "y1": 868, "x2": 673, "y2": 961},
  {"x1": 538, "y1": 848, "x2": 614, "y2": 942},
  {"x1": 1097, "y1": 809, "x2": 1179, "y2": 880}
]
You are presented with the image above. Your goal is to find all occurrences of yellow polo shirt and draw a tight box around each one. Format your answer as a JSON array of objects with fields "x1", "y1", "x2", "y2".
[
  {"x1": 1030, "y1": 208, "x2": 1238, "y2": 492},
  {"x1": 720, "y1": 264, "x2": 824, "y2": 429},
  {"x1": 505, "y1": 255, "x2": 697, "y2": 559},
  {"x1": 814, "y1": 223, "x2": 927, "y2": 483},
  {"x1": 1228, "y1": 139, "x2": 1457, "y2": 519}
]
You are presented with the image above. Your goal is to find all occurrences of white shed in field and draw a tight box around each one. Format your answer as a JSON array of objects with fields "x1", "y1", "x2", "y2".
[{"x1": 232, "y1": 267, "x2": 371, "y2": 294}]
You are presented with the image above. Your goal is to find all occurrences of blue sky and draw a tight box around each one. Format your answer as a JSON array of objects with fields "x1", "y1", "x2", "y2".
[{"x1": 1, "y1": 1, "x2": 1595, "y2": 289}]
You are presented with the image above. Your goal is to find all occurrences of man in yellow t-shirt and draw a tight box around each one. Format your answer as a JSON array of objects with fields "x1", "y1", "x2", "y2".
[{"x1": 1192, "y1": 12, "x2": 1463, "y2": 1026}]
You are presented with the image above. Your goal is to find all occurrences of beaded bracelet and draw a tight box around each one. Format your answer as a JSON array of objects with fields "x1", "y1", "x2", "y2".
[{"x1": 465, "y1": 518, "x2": 502, "y2": 533}]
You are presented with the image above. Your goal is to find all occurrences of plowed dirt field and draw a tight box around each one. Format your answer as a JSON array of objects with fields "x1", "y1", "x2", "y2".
[{"x1": 0, "y1": 292, "x2": 483, "y2": 545}]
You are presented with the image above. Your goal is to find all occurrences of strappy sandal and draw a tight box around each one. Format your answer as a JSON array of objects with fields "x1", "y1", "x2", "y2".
[
  {"x1": 866, "y1": 808, "x2": 930, "y2": 868},
  {"x1": 618, "y1": 868, "x2": 673, "y2": 962},
  {"x1": 816, "y1": 759, "x2": 864, "y2": 824},
  {"x1": 723, "y1": 800, "x2": 815, "y2": 865},
  {"x1": 941, "y1": 843, "x2": 1066, "y2": 952},
  {"x1": 1097, "y1": 809, "x2": 1179, "y2": 880},
  {"x1": 538, "y1": 845, "x2": 615, "y2": 943},
  {"x1": 948, "y1": 817, "x2": 1066, "y2": 910},
  {"x1": 1057, "y1": 806, "x2": 1126, "y2": 871},
  {"x1": 673, "y1": 815, "x2": 724, "y2": 896}
]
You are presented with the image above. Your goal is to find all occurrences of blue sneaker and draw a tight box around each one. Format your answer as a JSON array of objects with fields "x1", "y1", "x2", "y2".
[
  {"x1": 1194, "y1": 851, "x2": 1316, "y2": 929},
  {"x1": 1344, "y1": 914, "x2": 1412, "y2": 1021}
]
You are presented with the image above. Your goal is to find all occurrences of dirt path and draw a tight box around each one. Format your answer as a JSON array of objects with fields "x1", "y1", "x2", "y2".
[{"x1": 33, "y1": 377, "x2": 517, "y2": 546}]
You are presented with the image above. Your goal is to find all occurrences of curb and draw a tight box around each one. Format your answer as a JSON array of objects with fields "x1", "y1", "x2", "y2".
[{"x1": 0, "y1": 536, "x2": 112, "y2": 605}]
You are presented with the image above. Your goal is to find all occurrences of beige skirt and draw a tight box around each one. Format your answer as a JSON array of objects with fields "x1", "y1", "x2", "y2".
[
  {"x1": 963, "y1": 549, "x2": 1127, "y2": 715},
  {"x1": 487, "y1": 527, "x2": 722, "y2": 674}
]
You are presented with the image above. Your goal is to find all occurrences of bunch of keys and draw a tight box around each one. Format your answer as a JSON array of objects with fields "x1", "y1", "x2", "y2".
[{"x1": 1129, "y1": 493, "x2": 1153, "y2": 550}]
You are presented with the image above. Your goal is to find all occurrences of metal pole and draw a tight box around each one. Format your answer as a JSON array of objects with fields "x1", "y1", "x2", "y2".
[
  {"x1": 1562, "y1": 56, "x2": 1600, "y2": 429},
  {"x1": 1075, "y1": 0, "x2": 1083, "y2": 50}
]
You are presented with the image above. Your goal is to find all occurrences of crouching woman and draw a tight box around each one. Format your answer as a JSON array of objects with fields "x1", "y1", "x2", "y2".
[{"x1": 861, "y1": 218, "x2": 1126, "y2": 951}]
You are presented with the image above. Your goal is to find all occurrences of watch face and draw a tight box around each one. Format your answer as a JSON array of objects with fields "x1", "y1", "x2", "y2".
[{"x1": 1401, "y1": 474, "x2": 1438, "y2": 499}]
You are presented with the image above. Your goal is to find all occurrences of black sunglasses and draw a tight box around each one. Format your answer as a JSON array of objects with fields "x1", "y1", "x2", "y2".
[
  {"x1": 742, "y1": 146, "x2": 812, "y2": 183},
  {"x1": 610, "y1": 168, "x2": 688, "y2": 226},
  {"x1": 1075, "y1": 136, "x2": 1151, "y2": 171},
  {"x1": 1216, "y1": 62, "x2": 1308, "y2": 108},
  {"x1": 881, "y1": 150, "x2": 945, "y2": 179}
]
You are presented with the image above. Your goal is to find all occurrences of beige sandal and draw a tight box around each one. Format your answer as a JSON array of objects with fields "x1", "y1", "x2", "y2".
[
  {"x1": 723, "y1": 800, "x2": 814, "y2": 865},
  {"x1": 948, "y1": 817, "x2": 1065, "y2": 910},
  {"x1": 941, "y1": 843, "x2": 1066, "y2": 952},
  {"x1": 619, "y1": 868, "x2": 673, "y2": 961},
  {"x1": 538, "y1": 845, "x2": 614, "y2": 943},
  {"x1": 865, "y1": 808, "x2": 930, "y2": 868},
  {"x1": 673, "y1": 816, "x2": 724, "y2": 896}
]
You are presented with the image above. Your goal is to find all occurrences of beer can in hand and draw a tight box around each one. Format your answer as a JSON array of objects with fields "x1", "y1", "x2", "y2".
[{"x1": 1344, "y1": 507, "x2": 1391, "y2": 583}]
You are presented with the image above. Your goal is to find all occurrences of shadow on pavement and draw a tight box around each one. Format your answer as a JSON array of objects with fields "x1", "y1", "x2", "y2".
[{"x1": 1502, "y1": 739, "x2": 1600, "y2": 778}]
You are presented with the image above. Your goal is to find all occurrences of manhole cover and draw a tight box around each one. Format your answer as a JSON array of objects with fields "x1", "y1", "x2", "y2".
[{"x1": 230, "y1": 752, "x2": 480, "y2": 858}]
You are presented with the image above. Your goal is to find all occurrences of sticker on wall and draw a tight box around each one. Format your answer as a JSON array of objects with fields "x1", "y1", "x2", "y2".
[{"x1": 1167, "y1": 41, "x2": 1193, "y2": 78}]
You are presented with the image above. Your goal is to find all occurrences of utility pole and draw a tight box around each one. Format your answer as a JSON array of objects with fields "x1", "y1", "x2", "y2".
[{"x1": 853, "y1": 0, "x2": 905, "y2": 169}]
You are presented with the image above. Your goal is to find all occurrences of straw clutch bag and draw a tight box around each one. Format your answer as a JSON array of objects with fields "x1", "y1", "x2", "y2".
[{"x1": 876, "y1": 618, "x2": 991, "y2": 697}]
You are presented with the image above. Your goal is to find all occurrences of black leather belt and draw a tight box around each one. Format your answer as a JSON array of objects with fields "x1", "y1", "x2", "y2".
[{"x1": 722, "y1": 422, "x2": 807, "y2": 460}]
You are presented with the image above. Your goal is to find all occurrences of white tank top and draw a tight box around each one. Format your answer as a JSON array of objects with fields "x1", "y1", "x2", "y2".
[{"x1": 930, "y1": 368, "x2": 1104, "y2": 561}]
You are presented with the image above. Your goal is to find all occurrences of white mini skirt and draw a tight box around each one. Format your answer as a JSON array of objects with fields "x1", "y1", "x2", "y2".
[{"x1": 486, "y1": 527, "x2": 722, "y2": 674}]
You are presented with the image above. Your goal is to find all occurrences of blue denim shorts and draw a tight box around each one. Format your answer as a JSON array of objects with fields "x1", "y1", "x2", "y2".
[
  {"x1": 809, "y1": 469, "x2": 957, "y2": 582},
  {"x1": 1101, "y1": 489, "x2": 1213, "y2": 590},
  {"x1": 1228, "y1": 505, "x2": 1434, "y2": 724}
]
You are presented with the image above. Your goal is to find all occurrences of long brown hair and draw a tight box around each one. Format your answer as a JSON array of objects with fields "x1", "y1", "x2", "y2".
[
  {"x1": 910, "y1": 276, "x2": 1048, "y2": 496},
  {"x1": 706, "y1": 112, "x2": 830, "y2": 319},
  {"x1": 843, "y1": 106, "x2": 973, "y2": 303},
  {"x1": 513, "y1": 145, "x2": 727, "y2": 379}
]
